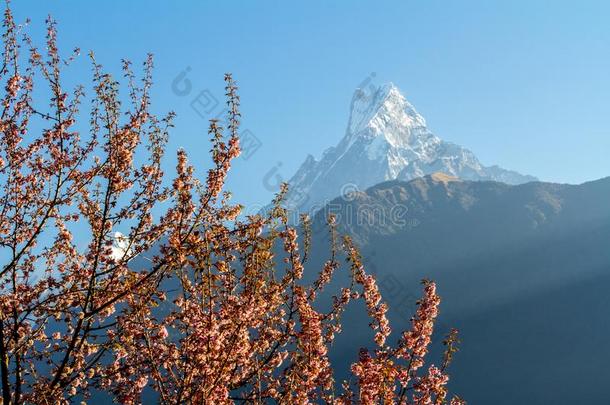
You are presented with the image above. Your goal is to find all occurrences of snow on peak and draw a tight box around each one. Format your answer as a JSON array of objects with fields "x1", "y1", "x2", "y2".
[
  {"x1": 346, "y1": 83, "x2": 430, "y2": 158},
  {"x1": 274, "y1": 81, "x2": 536, "y2": 214},
  {"x1": 348, "y1": 83, "x2": 426, "y2": 139},
  {"x1": 111, "y1": 231, "x2": 132, "y2": 262}
]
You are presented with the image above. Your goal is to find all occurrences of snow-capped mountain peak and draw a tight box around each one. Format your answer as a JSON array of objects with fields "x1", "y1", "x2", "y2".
[
  {"x1": 347, "y1": 83, "x2": 426, "y2": 146},
  {"x1": 278, "y1": 83, "x2": 536, "y2": 213}
]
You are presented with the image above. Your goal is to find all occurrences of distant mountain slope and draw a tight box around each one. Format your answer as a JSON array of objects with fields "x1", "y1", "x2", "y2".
[
  {"x1": 449, "y1": 271, "x2": 610, "y2": 404},
  {"x1": 302, "y1": 175, "x2": 610, "y2": 403},
  {"x1": 281, "y1": 84, "x2": 536, "y2": 213},
  {"x1": 310, "y1": 174, "x2": 610, "y2": 312}
]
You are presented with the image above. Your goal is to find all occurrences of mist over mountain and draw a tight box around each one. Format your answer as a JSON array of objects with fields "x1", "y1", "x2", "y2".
[
  {"x1": 282, "y1": 84, "x2": 536, "y2": 213},
  {"x1": 301, "y1": 174, "x2": 610, "y2": 404}
]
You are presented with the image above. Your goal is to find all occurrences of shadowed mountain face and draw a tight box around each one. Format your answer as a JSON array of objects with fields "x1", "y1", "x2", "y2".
[{"x1": 302, "y1": 174, "x2": 610, "y2": 404}]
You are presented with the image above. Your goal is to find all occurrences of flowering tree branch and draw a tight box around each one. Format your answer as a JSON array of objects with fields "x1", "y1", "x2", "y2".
[{"x1": 0, "y1": 5, "x2": 463, "y2": 404}]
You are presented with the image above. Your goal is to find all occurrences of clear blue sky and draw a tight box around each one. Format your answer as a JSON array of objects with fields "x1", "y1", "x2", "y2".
[{"x1": 15, "y1": 0, "x2": 610, "y2": 208}]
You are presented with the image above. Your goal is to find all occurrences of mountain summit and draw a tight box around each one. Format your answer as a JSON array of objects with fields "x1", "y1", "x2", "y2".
[{"x1": 283, "y1": 83, "x2": 536, "y2": 212}]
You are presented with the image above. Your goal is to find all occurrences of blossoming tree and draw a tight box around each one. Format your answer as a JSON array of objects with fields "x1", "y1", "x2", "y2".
[{"x1": 0, "y1": 6, "x2": 463, "y2": 404}]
